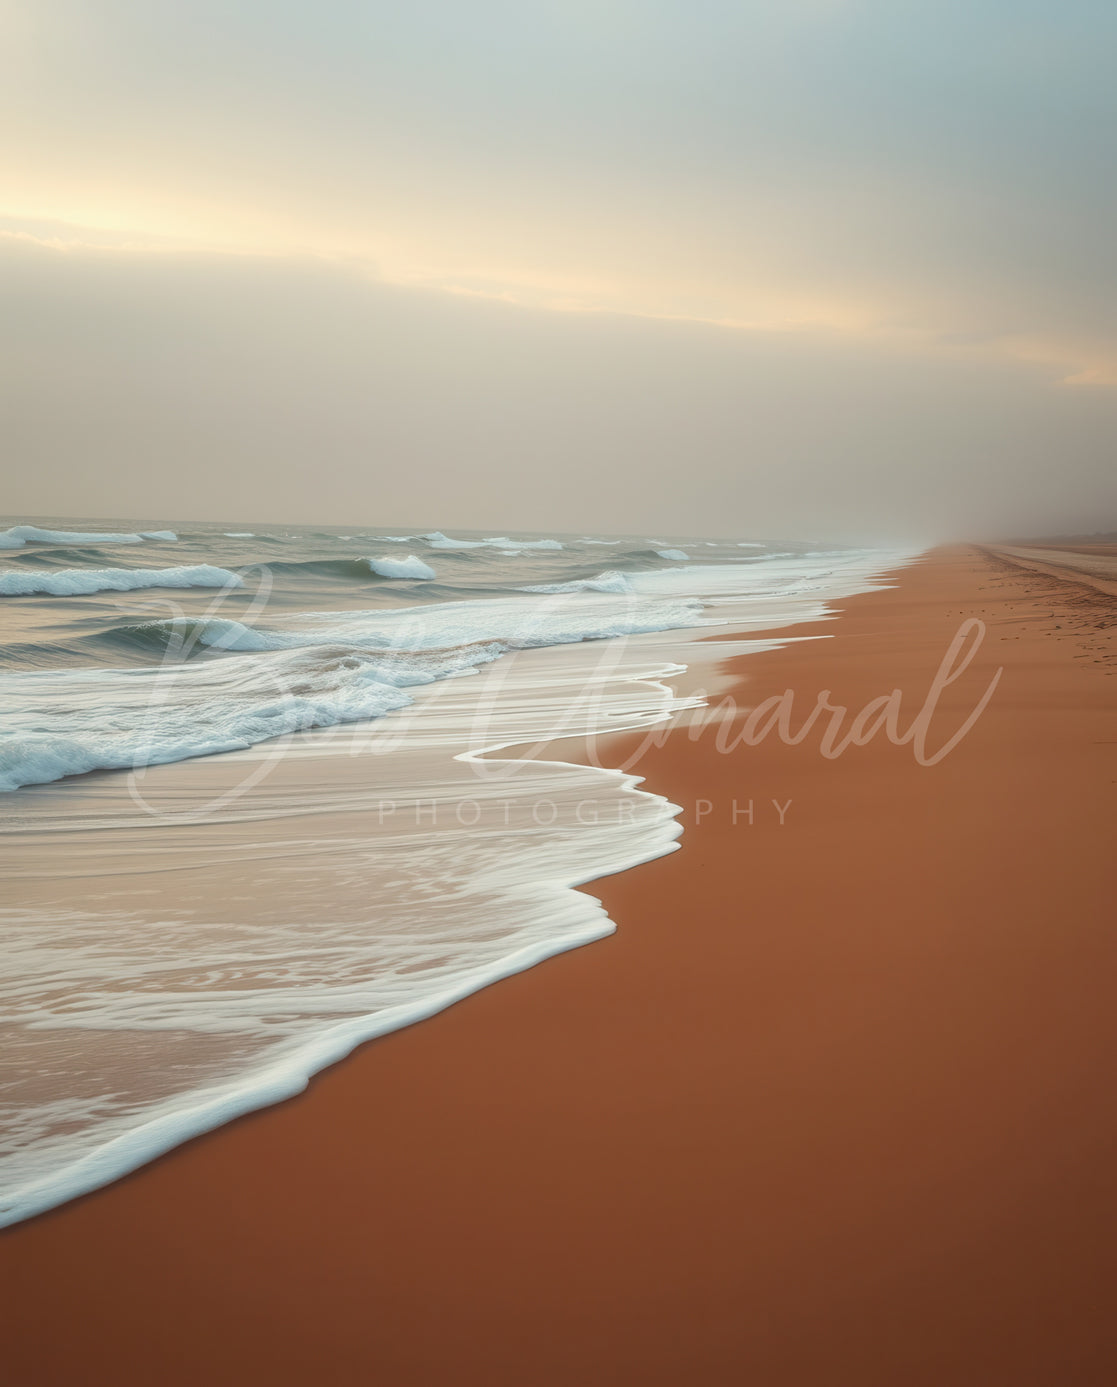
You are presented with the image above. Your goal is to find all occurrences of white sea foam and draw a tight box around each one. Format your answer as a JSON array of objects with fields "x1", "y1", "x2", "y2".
[
  {"x1": 0, "y1": 647, "x2": 441, "y2": 792},
  {"x1": 0, "y1": 589, "x2": 710, "y2": 791},
  {"x1": 0, "y1": 564, "x2": 242, "y2": 597},
  {"x1": 422, "y1": 531, "x2": 486, "y2": 549},
  {"x1": 423, "y1": 531, "x2": 564, "y2": 552},
  {"x1": 0, "y1": 524, "x2": 147, "y2": 548},
  {"x1": 367, "y1": 554, "x2": 436, "y2": 580},
  {"x1": 520, "y1": 571, "x2": 633, "y2": 594},
  {"x1": 0, "y1": 639, "x2": 695, "y2": 1226},
  {"x1": 223, "y1": 532, "x2": 255, "y2": 538},
  {"x1": 0, "y1": 540, "x2": 918, "y2": 1226},
  {"x1": 183, "y1": 592, "x2": 708, "y2": 656},
  {"x1": 656, "y1": 548, "x2": 690, "y2": 561},
  {"x1": 0, "y1": 551, "x2": 909, "y2": 797}
]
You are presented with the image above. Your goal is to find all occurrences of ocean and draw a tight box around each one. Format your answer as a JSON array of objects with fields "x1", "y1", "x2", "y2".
[{"x1": 0, "y1": 517, "x2": 912, "y2": 1225}]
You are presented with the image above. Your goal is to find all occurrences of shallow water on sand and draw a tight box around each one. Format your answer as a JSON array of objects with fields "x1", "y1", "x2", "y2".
[{"x1": 0, "y1": 517, "x2": 914, "y2": 1224}]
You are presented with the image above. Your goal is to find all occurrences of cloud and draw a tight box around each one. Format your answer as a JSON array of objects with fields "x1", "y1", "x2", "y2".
[
  {"x1": 1, "y1": 234, "x2": 1112, "y2": 540},
  {"x1": 1, "y1": 3, "x2": 1114, "y2": 535},
  {"x1": 4, "y1": 4, "x2": 1115, "y2": 375}
]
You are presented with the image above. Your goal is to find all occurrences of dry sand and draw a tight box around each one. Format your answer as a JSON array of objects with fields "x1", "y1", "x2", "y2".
[{"x1": 1, "y1": 545, "x2": 1114, "y2": 1386}]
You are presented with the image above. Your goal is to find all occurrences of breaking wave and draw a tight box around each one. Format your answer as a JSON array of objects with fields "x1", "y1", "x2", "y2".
[
  {"x1": 0, "y1": 525, "x2": 177, "y2": 548},
  {"x1": 519, "y1": 571, "x2": 633, "y2": 594},
  {"x1": 0, "y1": 565, "x2": 242, "y2": 597},
  {"x1": 0, "y1": 589, "x2": 709, "y2": 790},
  {"x1": 366, "y1": 555, "x2": 436, "y2": 580},
  {"x1": 0, "y1": 642, "x2": 508, "y2": 793}
]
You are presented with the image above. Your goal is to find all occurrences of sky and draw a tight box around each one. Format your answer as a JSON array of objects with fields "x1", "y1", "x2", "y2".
[{"x1": 2, "y1": 0, "x2": 1114, "y2": 540}]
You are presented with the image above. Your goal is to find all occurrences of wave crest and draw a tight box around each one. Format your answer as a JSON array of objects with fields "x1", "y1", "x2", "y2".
[
  {"x1": 1, "y1": 525, "x2": 149, "y2": 548},
  {"x1": 0, "y1": 565, "x2": 242, "y2": 597}
]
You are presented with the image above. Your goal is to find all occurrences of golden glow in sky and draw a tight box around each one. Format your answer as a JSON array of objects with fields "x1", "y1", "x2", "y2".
[{"x1": 2, "y1": 1, "x2": 1114, "y2": 535}]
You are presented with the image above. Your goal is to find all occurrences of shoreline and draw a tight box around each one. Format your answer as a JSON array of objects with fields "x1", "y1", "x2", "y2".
[{"x1": 2, "y1": 544, "x2": 1114, "y2": 1385}]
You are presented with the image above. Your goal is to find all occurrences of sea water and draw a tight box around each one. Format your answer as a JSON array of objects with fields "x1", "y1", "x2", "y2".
[{"x1": 0, "y1": 518, "x2": 915, "y2": 1224}]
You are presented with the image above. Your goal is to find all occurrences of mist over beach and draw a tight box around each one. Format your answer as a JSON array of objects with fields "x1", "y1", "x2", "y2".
[{"x1": 2, "y1": 3, "x2": 1115, "y2": 541}]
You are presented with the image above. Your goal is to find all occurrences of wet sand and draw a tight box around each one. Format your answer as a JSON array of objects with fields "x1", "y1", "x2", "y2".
[
  {"x1": 1, "y1": 545, "x2": 1114, "y2": 1386},
  {"x1": 984, "y1": 543, "x2": 1117, "y2": 596}
]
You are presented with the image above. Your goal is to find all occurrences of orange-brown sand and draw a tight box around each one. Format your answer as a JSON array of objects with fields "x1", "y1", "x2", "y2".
[{"x1": 1, "y1": 545, "x2": 1114, "y2": 1386}]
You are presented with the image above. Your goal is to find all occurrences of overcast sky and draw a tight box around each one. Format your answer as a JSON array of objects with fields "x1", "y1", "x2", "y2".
[{"x1": 2, "y1": 1, "x2": 1114, "y2": 539}]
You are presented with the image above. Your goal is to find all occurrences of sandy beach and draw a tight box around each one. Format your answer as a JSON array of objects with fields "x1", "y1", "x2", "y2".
[{"x1": 1, "y1": 543, "x2": 1113, "y2": 1386}]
